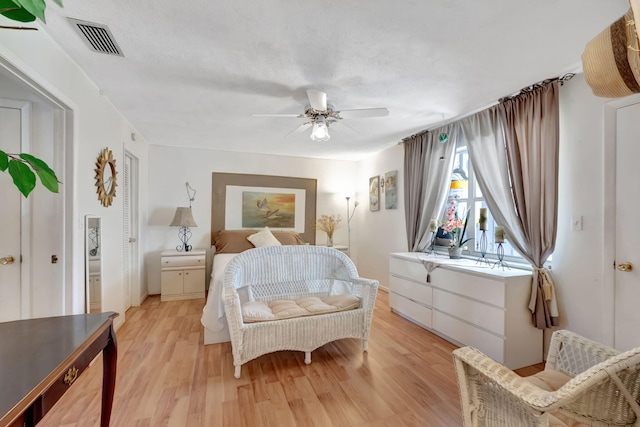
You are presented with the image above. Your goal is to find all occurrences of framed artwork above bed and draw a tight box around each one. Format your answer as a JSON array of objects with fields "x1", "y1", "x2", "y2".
[{"x1": 211, "y1": 173, "x2": 317, "y2": 245}]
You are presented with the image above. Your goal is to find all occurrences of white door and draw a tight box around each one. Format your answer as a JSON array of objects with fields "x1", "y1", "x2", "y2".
[
  {"x1": 0, "y1": 104, "x2": 23, "y2": 321},
  {"x1": 614, "y1": 101, "x2": 640, "y2": 351},
  {"x1": 123, "y1": 151, "x2": 139, "y2": 309}
]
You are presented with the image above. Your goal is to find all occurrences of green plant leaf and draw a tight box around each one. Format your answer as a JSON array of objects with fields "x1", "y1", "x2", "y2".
[
  {"x1": 10, "y1": 0, "x2": 44, "y2": 22},
  {"x1": 0, "y1": 150, "x2": 8, "y2": 171},
  {"x1": 51, "y1": 0, "x2": 62, "y2": 7},
  {"x1": 8, "y1": 158, "x2": 36, "y2": 197},
  {"x1": 0, "y1": 0, "x2": 36, "y2": 22},
  {"x1": 20, "y1": 152, "x2": 59, "y2": 193}
]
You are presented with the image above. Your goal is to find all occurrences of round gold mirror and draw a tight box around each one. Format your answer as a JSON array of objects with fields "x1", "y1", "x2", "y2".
[{"x1": 95, "y1": 148, "x2": 117, "y2": 207}]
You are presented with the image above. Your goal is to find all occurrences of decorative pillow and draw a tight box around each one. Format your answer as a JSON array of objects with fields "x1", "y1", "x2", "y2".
[
  {"x1": 247, "y1": 227, "x2": 282, "y2": 248},
  {"x1": 273, "y1": 231, "x2": 306, "y2": 245},
  {"x1": 214, "y1": 229, "x2": 304, "y2": 253},
  {"x1": 214, "y1": 230, "x2": 255, "y2": 254}
]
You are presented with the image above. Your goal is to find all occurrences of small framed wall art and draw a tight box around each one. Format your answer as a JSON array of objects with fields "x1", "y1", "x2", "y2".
[
  {"x1": 384, "y1": 170, "x2": 397, "y2": 209},
  {"x1": 369, "y1": 175, "x2": 380, "y2": 212}
]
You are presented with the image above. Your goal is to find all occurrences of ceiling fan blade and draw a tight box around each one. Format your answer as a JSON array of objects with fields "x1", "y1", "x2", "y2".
[
  {"x1": 285, "y1": 122, "x2": 312, "y2": 138},
  {"x1": 306, "y1": 89, "x2": 327, "y2": 111},
  {"x1": 338, "y1": 107, "x2": 389, "y2": 119},
  {"x1": 252, "y1": 113, "x2": 304, "y2": 118},
  {"x1": 330, "y1": 120, "x2": 359, "y2": 134}
]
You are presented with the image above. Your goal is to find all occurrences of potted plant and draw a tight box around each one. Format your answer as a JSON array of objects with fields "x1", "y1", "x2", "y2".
[
  {"x1": 0, "y1": 151, "x2": 59, "y2": 196},
  {"x1": 0, "y1": 0, "x2": 63, "y2": 31},
  {"x1": 442, "y1": 199, "x2": 472, "y2": 259},
  {"x1": 1, "y1": 1, "x2": 62, "y2": 196}
]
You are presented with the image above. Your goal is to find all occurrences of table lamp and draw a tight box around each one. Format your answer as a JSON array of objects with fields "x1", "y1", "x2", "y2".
[{"x1": 170, "y1": 207, "x2": 197, "y2": 252}]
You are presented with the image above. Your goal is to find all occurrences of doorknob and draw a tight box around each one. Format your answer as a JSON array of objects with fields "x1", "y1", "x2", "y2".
[
  {"x1": 0, "y1": 256, "x2": 15, "y2": 265},
  {"x1": 617, "y1": 262, "x2": 633, "y2": 272}
]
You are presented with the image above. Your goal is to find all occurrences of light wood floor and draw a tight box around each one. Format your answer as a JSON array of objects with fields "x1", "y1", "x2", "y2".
[{"x1": 39, "y1": 290, "x2": 542, "y2": 427}]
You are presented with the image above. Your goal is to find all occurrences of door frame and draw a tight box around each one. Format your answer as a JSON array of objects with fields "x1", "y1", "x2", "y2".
[
  {"x1": 0, "y1": 53, "x2": 76, "y2": 314},
  {"x1": 602, "y1": 93, "x2": 640, "y2": 347}
]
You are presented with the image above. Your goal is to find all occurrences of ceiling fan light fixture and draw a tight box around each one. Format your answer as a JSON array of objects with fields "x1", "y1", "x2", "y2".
[{"x1": 310, "y1": 117, "x2": 330, "y2": 141}]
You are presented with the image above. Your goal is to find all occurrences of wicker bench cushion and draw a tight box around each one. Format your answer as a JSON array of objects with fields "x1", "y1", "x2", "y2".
[{"x1": 242, "y1": 294, "x2": 360, "y2": 323}]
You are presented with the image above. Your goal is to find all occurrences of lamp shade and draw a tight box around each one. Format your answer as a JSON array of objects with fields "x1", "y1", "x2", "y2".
[{"x1": 170, "y1": 207, "x2": 198, "y2": 227}]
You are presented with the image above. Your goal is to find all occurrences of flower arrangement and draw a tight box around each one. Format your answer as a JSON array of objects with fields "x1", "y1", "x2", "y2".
[
  {"x1": 442, "y1": 200, "x2": 472, "y2": 248},
  {"x1": 316, "y1": 214, "x2": 342, "y2": 247}
]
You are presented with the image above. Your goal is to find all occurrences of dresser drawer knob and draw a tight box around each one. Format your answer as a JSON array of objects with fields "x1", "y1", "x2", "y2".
[{"x1": 64, "y1": 366, "x2": 79, "y2": 385}]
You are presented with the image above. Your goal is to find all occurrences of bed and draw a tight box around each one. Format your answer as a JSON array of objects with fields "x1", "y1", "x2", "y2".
[{"x1": 201, "y1": 229, "x2": 307, "y2": 345}]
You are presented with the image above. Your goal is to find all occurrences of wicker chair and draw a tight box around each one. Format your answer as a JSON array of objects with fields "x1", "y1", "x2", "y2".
[
  {"x1": 453, "y1": 330, "x2": 640, "y2": 426},
  {"x1": 223, "y1": 245, "x2": 378, "y2": 379}
]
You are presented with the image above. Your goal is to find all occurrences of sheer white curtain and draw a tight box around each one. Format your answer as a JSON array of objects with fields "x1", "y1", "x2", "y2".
[{"x1": 404, "y1": 124, "x2": 458, "y2": 251}]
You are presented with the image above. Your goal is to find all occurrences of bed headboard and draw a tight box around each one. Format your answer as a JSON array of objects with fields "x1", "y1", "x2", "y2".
[{"x1": 211, "y1": 172, "x2": 317, "y2": 245}]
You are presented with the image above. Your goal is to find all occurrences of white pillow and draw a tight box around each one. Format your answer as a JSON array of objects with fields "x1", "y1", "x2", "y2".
[{"x1": 247, "y1": 227, "x2": 282, "y2": 248}]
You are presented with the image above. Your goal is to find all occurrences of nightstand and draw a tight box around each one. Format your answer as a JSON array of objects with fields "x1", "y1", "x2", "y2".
[
  {"x1": 160, "y1": 249, "x2": 206, "y2": 302},
  {"x1": 319, "y1": 245, "x2": 349, "y2": 256}
]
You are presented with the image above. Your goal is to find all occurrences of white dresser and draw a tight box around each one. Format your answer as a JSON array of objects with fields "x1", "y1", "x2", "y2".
[
  {"x1": 389, "y1": 252, "x2": 542, "y2": 369},
  {"x1": 161, "y1": 249, "x2": 206, "y2": 302}
]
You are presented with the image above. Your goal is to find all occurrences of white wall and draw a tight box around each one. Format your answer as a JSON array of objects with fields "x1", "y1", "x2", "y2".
[
  {"x1": 355, "y1": 143, "x2": 406, "y2": 290},
  {"x1": 0, "y1": 21, "x2": 150, "y2": 328},
  {"x1": 553, "y1": 74, "x2": 610, "y2": 342},
  {"x1": 146, "y1": 145, "x2": 357, "y2": 294}
]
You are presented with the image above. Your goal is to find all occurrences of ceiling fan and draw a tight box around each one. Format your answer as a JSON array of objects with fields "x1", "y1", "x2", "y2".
[{"x1": 252, "y1": 89, "x2": 389, "y2": 141}]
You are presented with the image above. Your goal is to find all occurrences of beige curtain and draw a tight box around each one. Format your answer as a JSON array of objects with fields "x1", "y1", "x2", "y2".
[
  {"x1": 404, "y1": 124, "x2": 458, "y2": 251},
  {"x1": 499, "y1": 81, "x2": 560, "y2": 329}
]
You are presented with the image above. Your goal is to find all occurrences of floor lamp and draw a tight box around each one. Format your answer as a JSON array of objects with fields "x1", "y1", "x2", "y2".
[{"x1": 346, "y1": 196, "x2": 359, "y2": 257}]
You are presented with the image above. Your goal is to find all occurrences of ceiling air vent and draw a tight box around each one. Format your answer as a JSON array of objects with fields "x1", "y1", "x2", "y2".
[{"x1": 68, "y1": 18, "x2": 124, "y2": 57}]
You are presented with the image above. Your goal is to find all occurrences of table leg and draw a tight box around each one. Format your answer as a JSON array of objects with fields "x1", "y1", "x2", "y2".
[{"x1": 100, "y1": 324, "x2": 117, "y2": 427}]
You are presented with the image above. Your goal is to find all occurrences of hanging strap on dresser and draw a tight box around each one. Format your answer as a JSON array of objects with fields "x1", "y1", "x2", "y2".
[{"x1": 421, "y1": 260, "x2": 440, "y2": 283}]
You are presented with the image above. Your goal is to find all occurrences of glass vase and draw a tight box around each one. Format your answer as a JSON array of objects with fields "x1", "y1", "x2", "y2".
[{"x1": 327, "y1": 235, "x2": 333, "y2": 247}]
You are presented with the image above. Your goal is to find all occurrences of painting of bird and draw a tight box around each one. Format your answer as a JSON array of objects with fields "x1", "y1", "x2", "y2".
[
  {"x1": 256, "y1": 198, "x2": 281, "y2": 219},
  {"x1": 243, "y1": 192, "x2": 295, "y2": 228}
]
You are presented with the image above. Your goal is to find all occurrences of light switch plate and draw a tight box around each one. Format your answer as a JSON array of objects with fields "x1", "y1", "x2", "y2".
[{"x1": 571, "y1": 215, "x2": 583, "y2": 231}]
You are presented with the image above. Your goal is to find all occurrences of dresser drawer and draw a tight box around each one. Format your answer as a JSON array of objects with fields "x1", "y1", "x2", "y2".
[
  {"x1": 433, "y1": 289, "x2": 505, "y2": 335},
  {"x1": 389, "y1": 292, "x2": 432, "y2": 328},
  {"x1": 433, "y1": 310, "x2": 505, "y2": 365},
  {"x1": 431, "y1": 268, "x2": 506, "y2": 307},
  {"x1": 389, "y1": 275, "x2": 432, "y2": 306},
  {"x1": 161, "y1": 255, "x2": 204, "y2": 268},
  {"x1": 389, "y1": 256, "x2": 428, "y2": 283}
]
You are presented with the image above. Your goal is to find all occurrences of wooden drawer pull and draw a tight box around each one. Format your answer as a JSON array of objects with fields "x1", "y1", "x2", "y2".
[{"x1": 63, "y1": 366, "x2": 79, "y2": 385}]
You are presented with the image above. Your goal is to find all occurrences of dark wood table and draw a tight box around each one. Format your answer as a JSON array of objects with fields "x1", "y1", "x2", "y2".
[{"x1": 0, "y1": 312, "x2": 118, "y2": 427}]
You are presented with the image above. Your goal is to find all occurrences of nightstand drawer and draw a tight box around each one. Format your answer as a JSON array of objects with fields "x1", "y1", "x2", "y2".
[{"x1": 161, "y1": 255, "x2": 204, "y2": 268}]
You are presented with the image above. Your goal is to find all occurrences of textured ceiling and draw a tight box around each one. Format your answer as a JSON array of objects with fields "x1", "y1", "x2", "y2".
[{"x1": 40, "y1": 0, "x2": 627, "y2": 160}]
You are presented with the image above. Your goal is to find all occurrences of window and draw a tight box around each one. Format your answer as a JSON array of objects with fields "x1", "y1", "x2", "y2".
[{"x1": 440, "y1": 142, "x2": 521, "y2": 260}]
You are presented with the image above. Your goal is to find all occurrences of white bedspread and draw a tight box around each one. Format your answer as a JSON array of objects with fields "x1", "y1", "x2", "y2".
[{"x1": 201, "y1": 253, "x2": 237, "y2": 332}]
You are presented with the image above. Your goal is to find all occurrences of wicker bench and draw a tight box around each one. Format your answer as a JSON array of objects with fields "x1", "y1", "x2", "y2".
[{"x1": 223, "y1": 245, "x2": 379, "y2": 379}]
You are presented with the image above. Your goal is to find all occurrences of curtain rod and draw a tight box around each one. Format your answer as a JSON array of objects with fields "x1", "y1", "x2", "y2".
[{"x1": 399, "y1": 73, "x2": 575, "y2": 144}]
